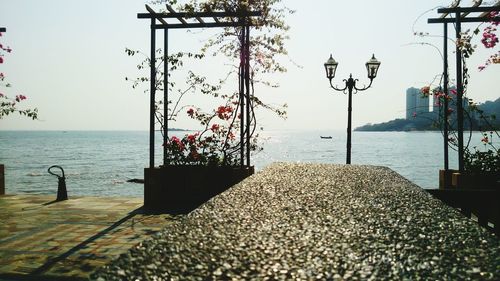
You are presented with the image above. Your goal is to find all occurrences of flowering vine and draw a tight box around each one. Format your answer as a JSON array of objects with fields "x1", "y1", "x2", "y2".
[
  {"x1": 419, "y1": 82, "x2": 499, "y2": 173},
  {"x1": 413, "y1": 3, "x2": 500, "y2": 173},
  {"x1": 0, "y1": 31, "x2": 38, "y2": 120},
  {"x1": 126, "y1": 0, "x2": 290, "y2": 166}
]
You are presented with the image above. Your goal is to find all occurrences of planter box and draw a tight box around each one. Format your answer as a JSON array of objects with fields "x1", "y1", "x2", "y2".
[
  {"x1": 451, "y1": 171, "x2": 500, "y2": 190},
  {"x1": 439, "y1": 169, "x2": 459, "y2": 189},
  {"x1": 144, "y1": 165, "x2": 254, "y2": 213}
]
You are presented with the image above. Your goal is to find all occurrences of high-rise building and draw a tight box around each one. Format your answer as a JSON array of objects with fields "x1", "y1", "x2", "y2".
[{"x1": 406, "y1": 87, "x2": 429, "y2": 119}]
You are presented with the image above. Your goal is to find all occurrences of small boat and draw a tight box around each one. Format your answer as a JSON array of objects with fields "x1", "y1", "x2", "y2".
[{"x1": 320, "y1": 136, "x2": 333, "y2": 139}]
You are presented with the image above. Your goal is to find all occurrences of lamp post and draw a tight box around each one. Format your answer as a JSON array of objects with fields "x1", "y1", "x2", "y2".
[{"x1": 324, "y1": 54, "x2": 381, "y2": 164}]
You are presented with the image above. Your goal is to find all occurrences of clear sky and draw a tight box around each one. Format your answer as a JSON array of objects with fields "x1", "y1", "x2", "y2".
[{"x1": 0, "y1": 0, "x2": 498, "y2": 131}]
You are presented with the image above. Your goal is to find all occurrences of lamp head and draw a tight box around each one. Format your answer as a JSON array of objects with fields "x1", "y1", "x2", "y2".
[
  {"x1": 324, "y1": 54, "x2": 338, "y2": 80},
  {"x1": 366, "y1": 54, "x2": 381, "y2": 80}
]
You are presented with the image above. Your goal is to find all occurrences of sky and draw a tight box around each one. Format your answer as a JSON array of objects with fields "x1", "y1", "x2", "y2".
[{"x1": 0, "y1": 0, "x2": 499, "y2": 131}]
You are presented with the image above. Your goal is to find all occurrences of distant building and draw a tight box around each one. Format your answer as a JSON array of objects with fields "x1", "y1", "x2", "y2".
[
  {"x1": 433, "y1": 93, "x2": 440, "y2": 113},
  {"x1": 406, "y1": 88, "x2": 417, "y2": 119},
  {"x1": 406, "y1": 87, "x2": 429, "y2": 119}
]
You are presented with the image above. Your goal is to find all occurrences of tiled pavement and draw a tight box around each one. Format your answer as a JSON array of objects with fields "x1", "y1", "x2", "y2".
[{"x1": 0, "y1": 194, "x2": 174, "y2": 280}]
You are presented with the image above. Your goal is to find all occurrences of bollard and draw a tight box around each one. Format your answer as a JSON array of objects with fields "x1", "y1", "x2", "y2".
[
  {"x1": 48, "y1": 165, "x2": 68, "y2": 201},
  {"x1": 0, "y1": 164, "x2": 4, "y2": 195}
]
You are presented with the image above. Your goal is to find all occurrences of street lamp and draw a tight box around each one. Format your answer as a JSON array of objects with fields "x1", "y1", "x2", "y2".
[{"x1": 324, "y1": 54, "x2": 381, "y2": 164}]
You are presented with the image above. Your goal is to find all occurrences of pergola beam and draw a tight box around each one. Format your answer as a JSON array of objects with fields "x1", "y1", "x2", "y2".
[
  {"x1": 439, "y1": 0, "x2": 461, "y2": 19},
  {"x1": 437, "y1": 6, "x2": 500, "y2": 13},
  {"x1": 428, "y1": 16, "x2": 500, "y2": 23},
  {"x1": 153, "y1": 22, "x2": 256, "y2": 29},
  {"x1": 208, "y1": 7, "x2": 221, "y2": 23},
  {"x1": 460, "y1": 0, "x2": 482, "y2": 18},
  {"x1": 479, "y1": 0, "x2": 500, "y2": 17},
  {"x1": 166, "y1": 4, "x2": 188, "y2": 25},
  {"x1": 0, "y1": 27, "x2": 6, "y2": 32},
  {"x1": 138, "y1": 11, "x2": 262, "y2": 19},
  {"x1": 146, "y1": 4, "x2": 169, "y2": 26},
  {"x1": 195, "y1": 16, "x2": 205, "y2": 24}
]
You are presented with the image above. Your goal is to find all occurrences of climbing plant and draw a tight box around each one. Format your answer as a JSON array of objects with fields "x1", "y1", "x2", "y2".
[
  {"x1": 127, "y1": 0, "x2": 292, "y2": 165},
  {"x1": 414, "y1": 5, "x2": 499, "y2": 173},
  {"x1": 0, "y1": 31, "x2": 38, "y2": 120}
]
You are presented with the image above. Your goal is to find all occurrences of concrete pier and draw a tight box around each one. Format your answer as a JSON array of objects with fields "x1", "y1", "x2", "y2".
[
  {"x1": 92, "y1": 163, "x2": 500, "y2": 280},
  {"x1": 0, "y1": 195, "x2": 173, "y2": 280}
]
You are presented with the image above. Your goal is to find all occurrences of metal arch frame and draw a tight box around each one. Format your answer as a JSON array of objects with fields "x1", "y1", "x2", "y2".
[
  {"x1": 428, "y1": 3, "x2": 500, "y2": 177},
  {"x1": 138, "y1": 4, "x2": 261, "y2": 169}
]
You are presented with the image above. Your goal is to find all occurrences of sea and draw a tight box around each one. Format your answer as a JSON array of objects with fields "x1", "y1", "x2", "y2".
[{"x1": 0, "y1": 130, "x2": 472, "y2": 197}]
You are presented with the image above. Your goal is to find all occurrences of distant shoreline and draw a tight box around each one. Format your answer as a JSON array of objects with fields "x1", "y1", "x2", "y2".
[{"x1": 0, "y1": 128, "x2": 191, "y2": 132}]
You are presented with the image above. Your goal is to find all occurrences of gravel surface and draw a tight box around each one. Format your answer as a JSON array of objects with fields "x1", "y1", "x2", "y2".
[{"x1": 91, "y1": 163, "x2": 500, "y2": 280}]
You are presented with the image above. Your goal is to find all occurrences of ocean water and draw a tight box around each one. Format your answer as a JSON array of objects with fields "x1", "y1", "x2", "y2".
[{"x1": 0, "y1": 130, "x2": 467, "y2": 197}]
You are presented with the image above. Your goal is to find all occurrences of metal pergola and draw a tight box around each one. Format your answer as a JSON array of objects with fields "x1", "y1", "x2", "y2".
[
  {"x1": 428, "y1": 2, "x2": 500, "y2": 178},
  {"x1": 138, "y1": 4, "x2": 261, "y2": 168},
  {"x1": 0, "y1": 28, "x2": 5, "y2": 33}
]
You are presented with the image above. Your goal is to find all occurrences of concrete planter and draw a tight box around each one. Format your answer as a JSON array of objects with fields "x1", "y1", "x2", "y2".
[
  {"x1": 439, "y1": 169, "x2": 459, "y2": 189},
  {"x1": 451, "y1": 171, "x2": 500, "y2": 189},
  {"x1": 144, "y1": 165, "x2": 254, "y2": 213}
]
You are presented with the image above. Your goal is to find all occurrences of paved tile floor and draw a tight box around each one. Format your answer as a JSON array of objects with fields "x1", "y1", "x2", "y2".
[{"x1": 0, "y1": 194, "x2": 173, "y2": 280}]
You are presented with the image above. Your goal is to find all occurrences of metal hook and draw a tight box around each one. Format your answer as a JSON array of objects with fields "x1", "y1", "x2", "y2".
[
  {"x1": 48, "y1": 165, "x2": 65, "y2": 179},
  {"x1": 48, "y1": 165, "x2": 68, "y2": 201}
]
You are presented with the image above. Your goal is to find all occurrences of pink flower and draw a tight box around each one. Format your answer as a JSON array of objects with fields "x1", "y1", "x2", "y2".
[
  {"x1": 450, "y1": 89, "x2": 457, "y2": 95},
  {"x1": 412, "y1": 112, "x2": 417, "y2": 118},
  {"x1": 216, "y1": 105, "x2": 233, "y2": 120},
  {"x1": 481, "y1": 136, "x2": 489, "y2": 143},
  {"x1": 0, "y1": 93, "x2": 4, "y2": 98},
  {"x1": 187, "y1": 134, "x2": 197, "y2": 144},
  {"x1": 0, "y1": 56, "x2": 3, "y2": 64},
  {"x1": 210, "y1": 124, "x2": 220, "y2": 132},
  {"x1": 421, "y1": 86, "x2": 430, "y2": 95},
  {"x1": 187, "y1": 108, "x2": 195, "y2": 117},
  {"x1": 170, "y1": 136, "x2": 185, "y2": 150},
  {"x1": 15, "y1": 95, "x2": 27, "y2": 102}
]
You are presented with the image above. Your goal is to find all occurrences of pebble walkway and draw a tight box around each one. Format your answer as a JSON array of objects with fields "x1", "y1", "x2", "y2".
[
  {"x1": 0, "y1": 195, "x2": 173, "y2": 280},
  {"x1": 92, "y1": 163, "x2": 500, "y2": 280}
]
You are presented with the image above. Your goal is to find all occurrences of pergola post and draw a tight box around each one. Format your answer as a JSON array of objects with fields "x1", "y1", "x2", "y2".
[
  {"x1": 245, "y1": 25, "x2": 251, "y2": 167},
  {"x1": 163, "y1": 28, "x2": 169, "y2": 166},
  {"x1": 455, "y1": 12, "x2": 465, "y2": 172},
  {"x1": 443, "y1": 23, "x2": 450, "y2": 172},
  {"x1": 239, "y1": 25, "x2": 246, "y2": 167},
  {"x1": 149, "y1": 18, "x2": 156, "y2": 169}
]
